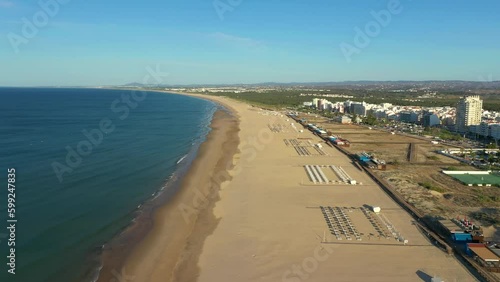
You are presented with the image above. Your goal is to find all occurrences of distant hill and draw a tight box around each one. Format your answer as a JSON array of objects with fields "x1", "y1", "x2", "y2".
[
  {"x1": 122, "y1": 80, "x2": 500, "y2": 90},
  {"x1": 123, "y1": 82, "x2": 146, "y2": 87}
]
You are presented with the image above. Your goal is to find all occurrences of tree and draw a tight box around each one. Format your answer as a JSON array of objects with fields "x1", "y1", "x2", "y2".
[
  {"x1": 363, "y1": 113, "x2": 378, "y2": 126},
  {"x1": 488, "y1": 154, "x2": 495, "y2": 164},
  {"x1": 468, "y1": 150, "x2": 475, "y2": 161},
  {"x1": 351, "y1": 112, "x2": 358, "y2": 124},
  {"x1": 487, "y1": 142, "x2": 498, "y2": 149}
]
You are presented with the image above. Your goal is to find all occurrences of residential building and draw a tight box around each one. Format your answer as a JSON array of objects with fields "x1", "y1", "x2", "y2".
[
  {"x1": 490, "y1": 124, "x2": 500, "y2": 140},
  {"x1": 399, "y1": 111, "x2": 419, "y2": 124},
  {"x1": 423, "y1": 113, "x2": 441, "y2": 127},
  {"x1": 456, "y1": 96, "x2": 483, "y2": 133},
  {"x1": 350, "y1": 102, "x2": 367, "y2": 116}
]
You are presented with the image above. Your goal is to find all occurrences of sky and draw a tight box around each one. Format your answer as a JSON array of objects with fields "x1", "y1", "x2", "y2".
[{"x1": 1, "y1": 0, "x2": 500, "y2": 86}]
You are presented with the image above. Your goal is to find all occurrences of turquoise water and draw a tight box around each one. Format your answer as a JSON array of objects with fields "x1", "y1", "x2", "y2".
[{"x1": 0, "y1": 88, "x2": 217, "y2": 282}]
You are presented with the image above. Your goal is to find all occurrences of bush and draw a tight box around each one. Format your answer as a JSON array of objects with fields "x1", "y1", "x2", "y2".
[
  {"x1": 476, "y1": 194, "x2": 499, "y2": 204},
  {"x1": 470, "y1": 211, "x2": 500, "y2": 226},
  {"x1": 389, "y1": 159, "x2": 400, "y2": 165},
  {"x1": 419, "y1": 182, "x2": 445, "y2": 193},
  {"x1": 427, "y1": 155, "x2": 440, "y2": 161}
]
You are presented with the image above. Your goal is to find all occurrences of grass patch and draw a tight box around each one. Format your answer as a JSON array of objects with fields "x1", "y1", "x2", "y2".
[
  {"x1": 419, "y1": 181, "x2": 446, "y2": 193},
  {"x1": 388, "y1": 159, "x2": 400, "y2": 165},
  {"x1": 476, "y1": 194, "x2": 500, "y2": 204},
  {"x1": 449, "y1": 173, "x2": 500, "y2": 186},
  {"x1": 426, "y1": 155, "x2": 440, "y2": 161},
  {"x1": 470, "y1": 211, "x2": 500, "y2": 226},
  {"x1": 443, "y1": 193, "x2": 454, "y2": 200}
]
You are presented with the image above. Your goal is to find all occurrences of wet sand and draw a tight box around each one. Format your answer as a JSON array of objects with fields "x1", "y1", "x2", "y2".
[
  {"x1": 119, "y1": 103, "x2": 239, "y2": 281},
  {"x1": 96, "y1": 93, "x2": 240, "y2": 282}
]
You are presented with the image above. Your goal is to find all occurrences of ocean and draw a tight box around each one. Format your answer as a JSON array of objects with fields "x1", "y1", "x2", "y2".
[{"x1": 0, "y1": 87, "x2": 217, "y2": 282}]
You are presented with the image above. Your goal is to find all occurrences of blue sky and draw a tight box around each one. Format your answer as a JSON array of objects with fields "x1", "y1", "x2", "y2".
[{"x1": 1, "y1": 0, "x2": 500, "y2": 86}]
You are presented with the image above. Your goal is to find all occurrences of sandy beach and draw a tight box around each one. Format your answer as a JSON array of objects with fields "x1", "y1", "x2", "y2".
[
  {"x1": 118, "y1": 105, "x2": 238, "y2": 281},
  {"x1": 111, "y1": 93, "x2": 478, "y2": 282},
  {"x1": 95, "y1": 93, "x2": 239, "y2": 282}
]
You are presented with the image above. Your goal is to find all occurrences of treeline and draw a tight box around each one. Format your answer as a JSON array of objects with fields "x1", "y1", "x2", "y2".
[{"x1": 203, "y1": 90, "x2": 500, "y2": 111}]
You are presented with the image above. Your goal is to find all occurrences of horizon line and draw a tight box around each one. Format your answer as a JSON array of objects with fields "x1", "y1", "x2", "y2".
[{"x1": 2, "y1": 79, "x2": 500, "y2": 88}]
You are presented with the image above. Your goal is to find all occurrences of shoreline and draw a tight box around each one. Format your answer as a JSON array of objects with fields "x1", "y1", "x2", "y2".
[
  {"x1": 95, "y1": 89, "x2": 476, "y2": 281},
  {"x1": 96, "y1": 91, "x2": 240, "y2": 282}
]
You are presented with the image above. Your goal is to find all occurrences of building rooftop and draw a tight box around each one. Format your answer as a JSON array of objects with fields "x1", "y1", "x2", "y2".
[
  {"x1": 468, "y1": 244, "x2": 500, "y2": 262},
  {"x1": 438, "y1": 219, "x2": 465, "y2": 233},
  {"x1": 488, "y1": 245, "x2": 500, "y2": 257}
]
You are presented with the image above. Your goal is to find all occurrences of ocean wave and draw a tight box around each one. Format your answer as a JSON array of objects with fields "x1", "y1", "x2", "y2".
[{"x1": 177, "y1": 154, "x2": 188, "y2": 164}]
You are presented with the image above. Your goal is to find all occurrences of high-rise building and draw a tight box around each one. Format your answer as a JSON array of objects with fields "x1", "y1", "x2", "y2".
[
  {"x1": 423, "y1": 113, "x2": 441, "y2": 127},
  {"x1": 455, "y1": 96, "x2": 483, "y2": 133},
  {"x1": 399, "y1": 111, "x2": 419, "y2": 124},
  {"x1": 350, "y1": 102, "x2": 367, "y2": 116},
  {"x1": 490, "y1": 124, "x2": 500, "y2": 140}
]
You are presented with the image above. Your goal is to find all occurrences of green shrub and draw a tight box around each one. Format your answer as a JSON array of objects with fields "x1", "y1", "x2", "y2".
[{"x1": 419, "y1": 182, "x2": 445, "y2": 193}]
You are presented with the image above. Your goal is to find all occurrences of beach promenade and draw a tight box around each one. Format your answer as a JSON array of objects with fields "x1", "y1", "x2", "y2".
[{"x1": 122, "y1": 94, "x2": 478, "y2": 282}]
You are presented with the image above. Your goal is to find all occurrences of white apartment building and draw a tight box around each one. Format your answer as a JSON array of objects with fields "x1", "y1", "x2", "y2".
[{"x1": 456, "y1": 96, "x2": 483, "y2": 133}]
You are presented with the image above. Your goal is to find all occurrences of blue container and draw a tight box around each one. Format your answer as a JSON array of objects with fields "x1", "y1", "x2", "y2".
[{"x1": 452, "y1": 233, "x2": 472, "y2": 242}]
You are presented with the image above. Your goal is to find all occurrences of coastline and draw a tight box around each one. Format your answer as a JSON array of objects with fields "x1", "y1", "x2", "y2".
[
  {"x1": 96, "y1": 89, "x2": 475, "y2": 282},
  {"x1": 96, "y1": 91, "x2": 240, "y2": 282}
]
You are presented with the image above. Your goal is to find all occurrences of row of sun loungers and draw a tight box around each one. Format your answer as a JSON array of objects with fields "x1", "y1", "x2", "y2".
[
  {"x1": 286, "y1": 139, "x2": 301, "y2": 146},
  {"x1": 284, "y1": 139, "x2": 328, "y2": 157},
  {"x1": 315, "y1": 147, "x2": 326, "y2": 155},
  {"x1": 305, "y1": 165, "x2": 325, "y2": 183},
  {"x1": 284, "y1": 139, "x2": 311, "y2": 156},
  {"x1": 295, "y1": 146, "x2": 311, "y2": 156},
  {"x1": 321, "y1": 206, "x2": 362, "y2": 241},
  {"x1": 330, "y1": 165, "x2": 352, "y2": 183},
  {"x1": 320, "y1": 207, "x2": 405, "y2": 243},
  {"x1": 361, "y1": 207, "x2": 389, "y2": 238},
  {"x1": 283, "y1": 139, "x2": 301, "y2": 147},
  {"x1": 304, "y1": 165, "x2": 358, "y2": 184},
  {"x1": 268, "y1": 124, "x2": 287, "y2": 133},
  {"x1": 376, "y1": 213, "x2": 405, "y2": 241}
]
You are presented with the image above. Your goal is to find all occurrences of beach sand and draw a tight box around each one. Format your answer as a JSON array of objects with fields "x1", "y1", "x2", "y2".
[
  {"x1": 112, "y1": 93, "x2": 478, "y2": 282},
  {"x1": 119, "y1": 106, "x2": 239, "y2": 281},
  {"x1": 96, "y1": 93, "x2": 239, "y2": 282}
]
